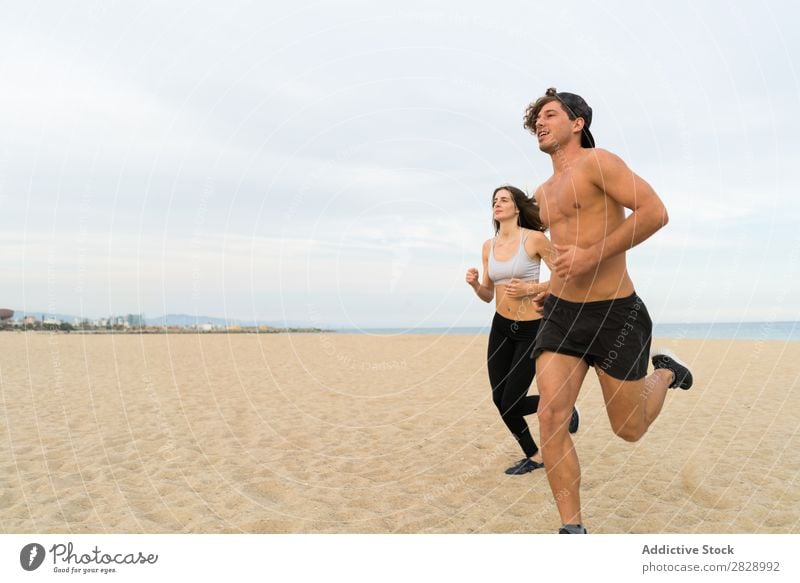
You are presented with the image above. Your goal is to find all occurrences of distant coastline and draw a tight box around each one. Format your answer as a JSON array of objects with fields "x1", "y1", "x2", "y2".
[
  {"x1": 334, "y1": 321, "x2": 800, "y2": 342},
  {"x1": 0, "y1": 311, "x2": 332, "y2": 334},
  {"x1": 0, "y1": 326, "x2": 331, "y2": 335},
  {"x1": 3, "y1": 310, "x2": 798, "y2": 341}
]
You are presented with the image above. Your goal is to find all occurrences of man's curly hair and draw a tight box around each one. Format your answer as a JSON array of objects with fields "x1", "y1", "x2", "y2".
[{"x1": 523, "y1": 87, "x2": 577, "y2": 135}]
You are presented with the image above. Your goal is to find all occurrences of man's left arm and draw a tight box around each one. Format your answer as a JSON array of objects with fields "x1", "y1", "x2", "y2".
[
  {"x1": 552, "y1": 150, "x2": 668, "y2": 278},
  {"x1": 590, "y1": 149, "x2": 668, "y2": 261}
]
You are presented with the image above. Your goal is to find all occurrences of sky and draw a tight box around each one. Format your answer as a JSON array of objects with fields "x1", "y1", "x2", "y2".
[{"x1": 2, "y1": 0, "x2": 799, "y2": 328}]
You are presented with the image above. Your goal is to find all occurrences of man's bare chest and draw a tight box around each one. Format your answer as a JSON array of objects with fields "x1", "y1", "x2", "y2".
[{"x1": 538, "y1": 174, "x2": 597, "y2": 227}]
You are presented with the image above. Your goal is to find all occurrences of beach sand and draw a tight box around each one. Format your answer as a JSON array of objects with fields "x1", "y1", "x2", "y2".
[{"x1": 1, "y1": 332, "x2": 797, "y2": 534}]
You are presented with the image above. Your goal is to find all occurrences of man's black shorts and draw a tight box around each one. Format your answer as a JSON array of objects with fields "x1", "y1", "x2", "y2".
[{"x1": 532, "y1": 292, "x2": 653, "y2": 381}]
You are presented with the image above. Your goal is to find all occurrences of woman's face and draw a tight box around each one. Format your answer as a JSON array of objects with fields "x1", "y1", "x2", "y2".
[{"x1": 493, "y1": 189, "x2": 517, "y2": 222}]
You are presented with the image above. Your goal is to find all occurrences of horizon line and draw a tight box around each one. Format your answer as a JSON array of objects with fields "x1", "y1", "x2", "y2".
[{"x1": 4, "y1": 310, "x2": 798, "y2": 329}]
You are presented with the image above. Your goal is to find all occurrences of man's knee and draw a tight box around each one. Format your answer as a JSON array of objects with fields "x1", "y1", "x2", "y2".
[
  {"x1": 611, "y1": 421, "x2": 645, "y2": 442},
  {"x1": 538, "y1": 404, "x2": 570, "y2": 434}
]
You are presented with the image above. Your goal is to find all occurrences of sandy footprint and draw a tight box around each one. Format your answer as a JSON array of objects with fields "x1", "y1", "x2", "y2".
[{"x1": 680, "y1": 456, "x2": 736, "y2": 510}]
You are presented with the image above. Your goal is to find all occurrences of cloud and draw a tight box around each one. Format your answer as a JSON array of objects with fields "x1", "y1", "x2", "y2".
[{"x1": 3, "y1": 1, "x2": 799, "y2": 325}]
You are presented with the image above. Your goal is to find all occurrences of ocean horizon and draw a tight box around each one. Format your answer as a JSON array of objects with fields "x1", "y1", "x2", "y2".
[{"x1": 334, "y1": 321, "x2": 800, "y2": 341}]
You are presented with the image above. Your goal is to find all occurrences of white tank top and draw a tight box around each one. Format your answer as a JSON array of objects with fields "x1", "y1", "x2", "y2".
[{"x1": 488, "y1": 229, "x2": 541, "y2": 285}]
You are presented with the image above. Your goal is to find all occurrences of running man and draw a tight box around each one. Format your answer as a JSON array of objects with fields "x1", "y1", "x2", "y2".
[{"x1": 524, "y1": 88, "x2": 693, "y2": 534}]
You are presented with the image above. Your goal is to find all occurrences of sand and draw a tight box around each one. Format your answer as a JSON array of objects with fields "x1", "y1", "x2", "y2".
[{"x1": 0, "y1": 332, "x2": 798, "y2": 534}]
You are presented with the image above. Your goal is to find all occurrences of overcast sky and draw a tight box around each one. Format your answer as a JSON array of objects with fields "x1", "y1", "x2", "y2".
[{"x1": 2, "y1": 0, "x2": 799, "y2": 328}]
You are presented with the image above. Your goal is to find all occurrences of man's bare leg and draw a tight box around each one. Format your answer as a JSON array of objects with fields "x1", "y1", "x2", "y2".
[
  {"x1": 535, "y1": 351, "x2": 589, "y2": 526},
  {"x1": 596, "y1": 341, "x2": 702, "y2": 442},
  {"x1": 596, "y1": 368, "x2": 673, "y2": 441}
]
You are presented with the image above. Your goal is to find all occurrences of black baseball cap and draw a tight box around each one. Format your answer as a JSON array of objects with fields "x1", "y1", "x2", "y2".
[{"x1": 552, "y1": 90, "x2": 595, "y2": 148}]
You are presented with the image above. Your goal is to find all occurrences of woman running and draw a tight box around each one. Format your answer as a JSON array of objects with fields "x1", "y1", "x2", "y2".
[{"x1": 466, "y1": 185, "x2": 579, "y2": 475}]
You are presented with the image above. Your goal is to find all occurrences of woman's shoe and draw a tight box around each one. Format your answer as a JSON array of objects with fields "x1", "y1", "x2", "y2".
[
  {"x1": 504, "y1": 458, "x2": 544, "y2": 475},
  {"x1": 569, "y1": 406, "x2": 580, "y2": 434}
]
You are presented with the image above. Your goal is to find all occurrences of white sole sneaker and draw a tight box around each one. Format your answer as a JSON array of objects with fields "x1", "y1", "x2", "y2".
[{"x1": 650, "y1": 348, "x2": 693, "y2": 390}]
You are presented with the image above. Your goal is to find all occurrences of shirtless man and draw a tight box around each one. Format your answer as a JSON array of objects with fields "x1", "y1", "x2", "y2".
[{"x1": 525, "y1": 88, "x2": 693, "y2": 534}]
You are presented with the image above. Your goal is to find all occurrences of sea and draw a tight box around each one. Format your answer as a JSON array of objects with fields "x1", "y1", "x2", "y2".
[{"x1": 336, "y1": 321, "x2": 800, "y2": 341}]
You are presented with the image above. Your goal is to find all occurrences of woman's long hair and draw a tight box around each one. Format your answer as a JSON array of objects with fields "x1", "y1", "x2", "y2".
[{"x1": 492, "y1": 185, "x2": 546, "y2": 234}]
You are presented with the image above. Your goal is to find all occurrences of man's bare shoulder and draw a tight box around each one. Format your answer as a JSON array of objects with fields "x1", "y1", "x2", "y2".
[
  {"x1": 577, "y1": 148, "x2": 633, "y2": 186},
  {"x1": 532, "y1": 182, "x2": 550, "y2": 200},
  {"x1": 579, "y1": 148, "x2": 629, "y2": 170}
]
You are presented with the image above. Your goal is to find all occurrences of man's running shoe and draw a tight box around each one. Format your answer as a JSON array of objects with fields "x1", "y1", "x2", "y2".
[
  {"x1": 568, "y1": 406, "x2": 580, "y2": 434},
  {"x1": 558, "y1": 524, "x2": 588, "y2": 534},
  {"x1": 651, "y1": 348, "x2": 693, "y2": 390}
]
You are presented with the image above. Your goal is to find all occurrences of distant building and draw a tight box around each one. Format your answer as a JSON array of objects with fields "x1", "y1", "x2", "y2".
[{"x1": 126, "y1": 314, "x2": 145, "y2": 328}]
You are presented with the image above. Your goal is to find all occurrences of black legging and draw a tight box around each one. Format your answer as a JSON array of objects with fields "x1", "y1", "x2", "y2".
[{"x1": 487, "y1": 312, "x2": 541, "y2": 458}]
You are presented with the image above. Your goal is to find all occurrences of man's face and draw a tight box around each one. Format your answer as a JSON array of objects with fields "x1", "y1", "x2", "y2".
[{"x1": 535, "y1": 100, "x2": 578, "y2": 153}]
